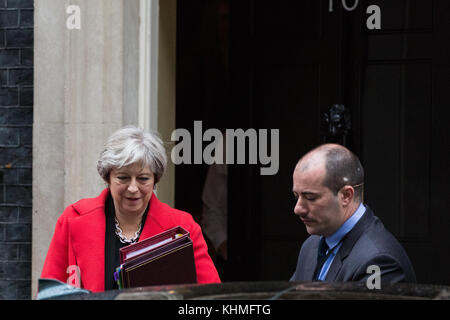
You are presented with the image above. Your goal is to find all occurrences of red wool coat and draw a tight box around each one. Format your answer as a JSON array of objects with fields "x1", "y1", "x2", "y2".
[{"x1": 41, "y1": 188, "x2": 221, "y2": 292}]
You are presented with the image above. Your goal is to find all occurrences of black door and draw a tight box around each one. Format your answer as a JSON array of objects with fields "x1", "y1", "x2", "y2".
[
  {"x1": 227, "y1": 0, "x2": 450, "y2": 284},
  {"x1": 227, "y1": 0, "x2": 344, "y2": 281},
  {"x1": 357, "y1": 0, "x2": 450, "y2": 284},
  {"x1": 176, "y1": 0, "x2": 450, "y2": 284}
]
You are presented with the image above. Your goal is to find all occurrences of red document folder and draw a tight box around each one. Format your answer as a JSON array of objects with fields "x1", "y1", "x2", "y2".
[{"x1": 117, "y1": 226, "x2": 197, "y2": 288}]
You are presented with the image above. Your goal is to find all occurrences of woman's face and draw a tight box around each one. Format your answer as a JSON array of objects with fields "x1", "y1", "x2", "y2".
[{"x1": 109, "y1": 163, "x2": 155, "y2": 217}]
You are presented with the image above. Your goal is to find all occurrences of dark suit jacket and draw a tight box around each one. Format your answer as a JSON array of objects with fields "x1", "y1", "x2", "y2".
[{"x1": 290, "y1": 206, "x2": 416, "y2": 283}]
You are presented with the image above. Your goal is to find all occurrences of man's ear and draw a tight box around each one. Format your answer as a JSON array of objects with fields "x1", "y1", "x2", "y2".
[{"x1": 339, "y1": 186, "x2": 355, "y2": 207}]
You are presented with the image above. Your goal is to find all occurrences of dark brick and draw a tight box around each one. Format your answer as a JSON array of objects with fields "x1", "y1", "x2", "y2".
[
  {"x1": 0, "y1": 206, "x2": 19, "y2": 222},
  {"x1": 9, "y1": 68, "x2": 32, "y2": 85},
  {"x1": 1, "y1": 168, "x2": 16, "y2": 184},
  {"x1": 0, "y1": 9, "x2": 18, "y2": 27},
  {"x1": 20, "y1": 48, "x2": 32, "y2": 66},
  {"x1": 5, "y1": 223, "x2": 31, "y2": 241},
  {"x1": 0, "y1": 30, "x2": 4, "y2": 48},
  {"x1": 0, "y1": 127, "x2": 19, "y2": 146},
  {"x1": 18, "y1": 243, "x2": 30, "y2": 260},
  {"x1": 0, "y1": 88, "x2": 19, "y2": 106},
  {"x1": 17, "y1": 168, "x2": 30, "y2": 184},
  {"x1": 0, "y1": 243, "x2": 18, "y2": 260},
  {"x1": 19, "y1": 9, "x2": 32, "y2": 27},
  {"x1": 7, "y1": 107, "x2": 33, "y2": 125},
  {"x1": 19, "y1": 86, "x2": 32, "y2": 105},
  {"x1": 5, "y1": 29, "x2": 33, "y2": 47},
  {"x1": 3, "y1": 261, "x2": 31, "y2": 279},
  {"x1": 18, "y1": 206, "x2": 30, "y2": 222},
  {"x1": 5, "y1": 185, "x2": 32, "y2": 206},
  {"x1": 7, "y1": 0, "x2": 33, "y2": 9},
  {"x1": 0, "y1": 69, "x2": 6, "y2": 85},
  {"x1": 0, "y1": 223, "x2": 4, "y2": 240},
  {"x1": 0, "y1": 280, "x2": 16, "y2": 299},
  {"x1": 0, "y1": 145, "x2": 32, "y2": 166},
  {"x1": 16, "y1": 279, "x2": 30, "y2": 299},
  {"x1": 0, "y1": 2, "x2": 32, "y2": 300},
  {"x1": 18, "y1": 126, "x2": 31, "y2": 145},
  {"x1": 0, "y1": 49, "x2": 20, "y2": 66},
  {"x1": 3, "y1": 169, "x2": 16, "y2": 184},
  {"x1": 0, "y1": 108, "x2": 8, "y2": 124}
]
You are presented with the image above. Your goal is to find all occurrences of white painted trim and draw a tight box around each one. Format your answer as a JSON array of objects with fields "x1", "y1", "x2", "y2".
[{"x1": 139, "y1": 0, "x2": 160, "y2": 131}]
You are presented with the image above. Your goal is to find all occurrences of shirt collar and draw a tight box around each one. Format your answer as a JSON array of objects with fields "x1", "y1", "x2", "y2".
[{"x1": 325, "y1": 203, "x2": 366, "y2": 249}]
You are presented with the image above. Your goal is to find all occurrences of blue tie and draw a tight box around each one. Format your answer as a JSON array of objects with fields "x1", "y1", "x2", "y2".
[{"x1": 313, "y1": 237, "x2": 329, "y2": 281}]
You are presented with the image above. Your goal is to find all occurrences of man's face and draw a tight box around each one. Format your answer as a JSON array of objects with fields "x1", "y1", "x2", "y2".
[{"x1": 292, "y1": 163, "x2": 344, "y2": 237}]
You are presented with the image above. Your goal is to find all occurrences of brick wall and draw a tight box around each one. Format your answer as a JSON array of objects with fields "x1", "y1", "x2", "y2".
[{"x1": 0, "y1": 0, "x2": 33, "y2": 299}]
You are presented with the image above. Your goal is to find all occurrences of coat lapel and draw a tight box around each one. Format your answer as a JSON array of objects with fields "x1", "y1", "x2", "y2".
[
  {"x1": 305, "y1": 237, "x2": 320, "y2": 281},
  {"x1": 138, "y1": 193, "x2": 175, "y2": 241},
  {"x1": 324, "y1": 207, "x2": 375, "y2": 281},
  {"x1": 69, "y1": 190, "x2": 108, "y2": 292},
  {"x1": 324, "y1": 254, "x2": 343, "y2": 282}
]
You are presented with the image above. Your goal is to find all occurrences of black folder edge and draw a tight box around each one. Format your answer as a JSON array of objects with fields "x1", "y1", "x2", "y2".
[
  {"x1": 123, "y1": 236, "x2": 192, "y2": 270},
  {"x1": 116, "y1": 226, "x2": 196, "y2": 289},
  {"x1": 124, "y1": 241, "x2": 195, "y2": 288}
]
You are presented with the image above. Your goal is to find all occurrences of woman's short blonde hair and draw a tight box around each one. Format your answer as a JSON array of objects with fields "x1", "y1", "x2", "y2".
[{"x1": 97, "y1": 126, "x2": 167, "y2": 186}]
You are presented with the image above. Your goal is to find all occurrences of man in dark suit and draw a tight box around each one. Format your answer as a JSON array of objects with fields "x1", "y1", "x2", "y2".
[{"x1": 290, "y1": 144, "x2": 416, "y2": 284}]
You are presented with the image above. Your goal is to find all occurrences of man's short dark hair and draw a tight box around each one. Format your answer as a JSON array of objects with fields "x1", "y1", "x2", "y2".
[{"x1": 322, "y1": 146, "x2": 365, "y2": 201}]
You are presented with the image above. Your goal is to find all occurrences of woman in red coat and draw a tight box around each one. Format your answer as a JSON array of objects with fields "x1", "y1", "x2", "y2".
[{"x1": 41, "y1": 126, "x2": 221, "y2": 292}]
